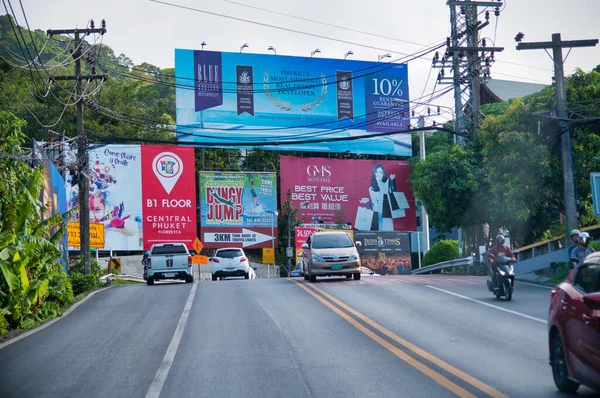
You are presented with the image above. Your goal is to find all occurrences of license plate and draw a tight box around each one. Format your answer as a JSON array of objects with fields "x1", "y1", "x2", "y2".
[
  {"x1": 226, "y1": 267, "x2": 234, "y2": 270},
  {"x1": 331, "y1": 264, "x2": 342, "y2": 270},
  {"x1": 164, "y1": 273, "x2": 175, "y2": 278}
]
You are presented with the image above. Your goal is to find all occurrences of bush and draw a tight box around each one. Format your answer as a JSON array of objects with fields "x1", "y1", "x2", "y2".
[
  {"x1": 0, "y1": 313, "x2": 8, "y2": 335},
  {"x1": 422, "y1": 240, "x2": 459, "y2": 267},
  {"x1": 47, "y1": 267, "x2": 74, "y2": 307},
  {"x1": 590, "y1": 241, "x2": 600, "y2": 252},
  {"x1": 68, "y1": 273, "x2": 98, "y2": 296}
]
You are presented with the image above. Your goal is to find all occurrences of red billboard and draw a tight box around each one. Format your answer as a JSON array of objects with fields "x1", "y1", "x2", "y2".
[
  {"x1": 280, "y1": 156, "x2": 416, "y2": 231},
  {"x1": 141, "y1": 145, "x2": 197, "y2": 250}
]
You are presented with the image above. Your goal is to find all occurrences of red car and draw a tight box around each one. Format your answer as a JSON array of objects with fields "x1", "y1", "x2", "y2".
[{"x1": 548, "y1": 251, "x2": 600, "y2": 393}]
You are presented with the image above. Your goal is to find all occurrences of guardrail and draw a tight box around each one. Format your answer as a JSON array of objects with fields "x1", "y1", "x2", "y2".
[{"x1": 411, "y1": 257, "x2": 474, "y2": 275}]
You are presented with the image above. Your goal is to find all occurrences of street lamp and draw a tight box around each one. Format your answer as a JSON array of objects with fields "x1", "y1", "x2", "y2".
[
  {"x1": 344, "y1": 50, "x2": 353, "y2": 59},
  {"x1": 311, "y1": 48, "x2": 321, "y2": 57},
  {"x1": 240, "y1": 43, "x2": 249, "y2": 52},
  {"x1": 201, "y1": 41, "x2": 206, "y2": 50},
  {"x1": 378, "y1": 53, "x2": 391, "y2": 61},
  {"x1": 268, "y1": 45, "x2": 276, "y2": 55},
  {"x1": 266, "y1": 209, "x2": 278, "y2": 278}
]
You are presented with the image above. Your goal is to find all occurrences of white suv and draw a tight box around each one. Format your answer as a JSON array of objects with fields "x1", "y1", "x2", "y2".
[{"x1": 210, "y1": 248, "x2": 253, "y2": 280}]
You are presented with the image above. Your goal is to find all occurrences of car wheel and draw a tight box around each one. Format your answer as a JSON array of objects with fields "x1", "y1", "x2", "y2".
[
  {"x1": 186, "y1": 275, "x2": 194, "y2": 283},
  {"x1": 304, "y1": 273, "x2": 309, "y2": 281},
  {"x1": 309, "y1": 274, "x2": 317, "y2": 283},
  {"x1": 244, "y1": 272, "x2": 249, "y2": 279},
  {"x1": 551, "y1": 332, "x2": 579, "y2": 393},
  {"x1": 353, "y1": 273, "x2": 361, "y2": 281},
  {"x1": 212, "y1": 274, "x2": 217, "y2": 281},
  {"x1": 346, "y1": 274, "x2": 352, "y2": 279},
  {"x1": 147, "y1": 277, "x2": 154, "y2": 285}
]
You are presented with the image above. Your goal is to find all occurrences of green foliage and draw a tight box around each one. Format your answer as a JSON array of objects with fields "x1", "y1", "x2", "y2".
[
  {"x1": 68, "y1": 273, "x2": 98, "y2": 297},
  {"x1": 47, "y1": 267, "x2": 74, "y2": 307},
  {"x1": 422, "y1": 240, "x2": 459, "y2": 267},
  {"x1": 410, "y1": 145, "x2": 485, "y2": 232},
  {"x1": 67, "y1": 256, "x2": 101, "y2": 296},
  {"x1": 0, "y1": 313, "x2": 8, "y2": 335},
  {"x1": 590, "y1": 241, "x2": 600, "y2": 252},
  {"x1": 0, "y1": 112, "x2": 72, "y2": 330}
]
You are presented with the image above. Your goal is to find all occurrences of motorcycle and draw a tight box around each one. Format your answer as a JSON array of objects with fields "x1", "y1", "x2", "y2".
[{"x1": 486, "y1": 253, "x2": 515, "y2": 301}]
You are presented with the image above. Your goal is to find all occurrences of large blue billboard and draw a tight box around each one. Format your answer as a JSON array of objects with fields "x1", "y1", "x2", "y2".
[{"x1": 175, "y1": 50, "x2": 411, "y2": 156}]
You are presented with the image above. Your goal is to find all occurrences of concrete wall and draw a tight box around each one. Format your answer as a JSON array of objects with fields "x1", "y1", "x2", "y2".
[{"x1": 514, "y1": 249, "x2": 568, "y2": 275}]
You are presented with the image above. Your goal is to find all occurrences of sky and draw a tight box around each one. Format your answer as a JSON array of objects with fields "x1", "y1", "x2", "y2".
[{"x1": 7, "y1": 0, "x2": 600, "y2": 115}]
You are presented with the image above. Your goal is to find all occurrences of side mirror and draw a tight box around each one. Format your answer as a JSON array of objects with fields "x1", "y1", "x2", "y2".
[
  {"x1": 208, "y1": 257, "x2": 213, "y2": 262},
  {"x1": 355, "y1": 241, "x2": 362, "y2": 247},
  {"x1": 301, "y1": 243, "x2": 309, "y2": 249},
  {"x1": 189, "y1": 250, "x2": 196, "y2": 256},
  {"x1": 583, "y1": 292, "x2": 600, "y2": 310}
]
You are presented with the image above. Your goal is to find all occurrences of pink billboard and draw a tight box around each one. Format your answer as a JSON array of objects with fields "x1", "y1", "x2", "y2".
[{"x1": 280, "y1": 156, "x2": 417, "y2": 231}]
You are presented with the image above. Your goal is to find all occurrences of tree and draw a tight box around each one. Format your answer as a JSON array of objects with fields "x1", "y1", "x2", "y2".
[{"x1": 410, "y1": 145, "x2": 485, "y2": 232}]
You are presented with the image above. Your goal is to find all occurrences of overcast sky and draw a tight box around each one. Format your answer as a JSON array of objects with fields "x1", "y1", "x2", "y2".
[{"x1": 8, "y1": 0, "x2": 600, "y2": 112}]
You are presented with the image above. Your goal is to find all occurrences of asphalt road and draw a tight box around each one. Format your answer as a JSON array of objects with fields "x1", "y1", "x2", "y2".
[{"x1": 1, "y1": 275, "x2": 598, "y2": 398}]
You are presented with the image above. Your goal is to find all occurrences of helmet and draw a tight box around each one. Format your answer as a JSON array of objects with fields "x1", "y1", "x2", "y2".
[
  {"x1": 496, "y1": 234, "x2": 505, "y2": 245},
  {"x1": 570, "y1": 229, "x2": 581, "y2": 237},
  {"x1": 579, "y1": 232, "x2": 590, "y2": 246}
]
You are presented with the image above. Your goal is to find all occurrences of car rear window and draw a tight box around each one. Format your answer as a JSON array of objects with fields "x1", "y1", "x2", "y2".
[
  {"x1": 151, "y1": 245, "x2": 188, "y2": 255},
  {"x1": 312, "y1": 233, "x2": 354, "y2": 249},
  {"x1": 216, "y1": 249, "x2": 244, "y2": 258}
]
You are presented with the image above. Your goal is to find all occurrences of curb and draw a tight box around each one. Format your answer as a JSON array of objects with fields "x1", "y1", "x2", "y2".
[{"x1": 0, "y1": 286, "x2": 112, "y2": 350}]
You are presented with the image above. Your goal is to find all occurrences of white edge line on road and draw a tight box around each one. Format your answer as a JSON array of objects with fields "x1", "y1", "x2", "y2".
[
  {"x1": 425, "y1": 285, "x2": 547, "y2": 324},
  {"x1": 146, "y1": 282, "x2": 198, "y2": 398},
  {"x1": 0, "y1": 286, "x2": 113, "y2": 350},
  {"x1": 515, "y1": 280, "x2": 554, "y2": 289}
]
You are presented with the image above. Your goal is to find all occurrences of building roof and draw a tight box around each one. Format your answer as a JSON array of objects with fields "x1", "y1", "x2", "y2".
[{"x1": 483, "y1": 79, "x2": 547, "y2": 101}]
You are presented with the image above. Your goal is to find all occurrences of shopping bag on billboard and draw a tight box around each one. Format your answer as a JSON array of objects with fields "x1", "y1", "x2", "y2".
[
  {"x1": 391, "y1": 192, "x2": 410, "y2": 218},
  {"x1": 355, "y1": 206, "x2": 374, "y2": 230}
]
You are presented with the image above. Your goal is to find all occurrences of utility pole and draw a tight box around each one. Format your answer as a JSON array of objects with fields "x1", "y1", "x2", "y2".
[
  {"x1": 517, "y1": 33, "x2": 598, "y2": 245},
  {"x1": 48, "y1": 21, "x2": 107, "y2": 274},
  {"x1": 434, "y1": 1, "x2": 504, "y2": 139}
]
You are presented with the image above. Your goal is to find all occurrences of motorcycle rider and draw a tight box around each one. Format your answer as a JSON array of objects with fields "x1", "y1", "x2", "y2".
[
  {"x1": 487, "y1": 235, "x2": 517, "y2": 292},
  {"x1": 567, "y1": 229, "x2": 580, "y2": 264},
  {"x1": 570, "y1": 232, "x2": 595, "y2": 269}
]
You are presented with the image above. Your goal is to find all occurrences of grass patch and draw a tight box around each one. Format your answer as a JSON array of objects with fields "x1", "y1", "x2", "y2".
[
  {"x1": 545, "y1": 269, "x2": 570, "y2": 286},
  {"x1": 110, "y1": 279, "x2": 143, "y2": 285}
]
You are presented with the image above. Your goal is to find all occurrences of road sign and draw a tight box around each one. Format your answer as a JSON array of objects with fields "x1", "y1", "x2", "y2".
[
  {"x1": 192, "y1": 255, "x2": 208, "y2": 264},
  {"x1": 193, "y1": 237, "x2": 204, "y2": 254},
  {"x1": 68, "y1": 222, "x2": 105, "y2": 249},
  {"x1": 108, "y1": 258, "x2": 121, "y2": 273},
  {"x1": 592, "y1": 173, "x2": 600, "y2": 217},
  {"x1": 204, "y1": 228, "x2": 273, "y2": 248},
  {"x1": 263, "y1": 248, "x2": 275, "y2": 264}
]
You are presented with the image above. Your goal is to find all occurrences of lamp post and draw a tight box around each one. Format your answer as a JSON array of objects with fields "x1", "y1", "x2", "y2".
[
  {"x1": 344, "y1": 50, "x2": 353, "y2": 59},
  {"x1": 201, "y1": 41, "x2": 206, "y2": 50},
  {"x1": 240, "y1": 43, "x2": 249, "y2": 53},
  {"x1": 267, "y1": 209, "x2": 278, "y2": 278},
  {"x1": 268, "y1": 46, "x2": 276, "y2": 55},
  {"x1": 311, "y1": 48, "x2": 321, "y2": 57},
  {"x1": 378, "y1": 53, "x2": 391, "y2": 61}
]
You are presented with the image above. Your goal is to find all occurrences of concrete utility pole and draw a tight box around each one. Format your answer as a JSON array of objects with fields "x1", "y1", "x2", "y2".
[
  {"x1": 286, "y1": 188, "x2": 293, "y2": 277},
  {"x1": 434, "y1": 1, "x2": 504, "y2": 140},
  {"x1": 417, "y1": 116, "x2": 430, "y2": 254},
  {"x1": 517, "y1": 33, "x2": 598, "y2": 245},
  {"x1": 48, "y1": 22, "x2": 107, "y2": 274}
]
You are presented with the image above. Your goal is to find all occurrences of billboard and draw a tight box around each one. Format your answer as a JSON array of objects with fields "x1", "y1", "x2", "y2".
[
  {"x1": 42, "y1": 159, "x2": 68, "y2": 271},
  {"x1": 66, "y1": 145, "x2": 197, "y2": 250},
  {"x1": 280, "y1": 156, "x2": 416, "y2": 232},
  {"x1": 199, "y1": 172, "x2": 278, "y2": 248},
  {"x1": 141, "y1": 145, "x2": 197, "y2": 250},
  {"x1": 175, "y1": 50, "x2": 411, "y2": 156},
  {"x1": 354, "y1": 231, "x2": 412, "y2": 275}
]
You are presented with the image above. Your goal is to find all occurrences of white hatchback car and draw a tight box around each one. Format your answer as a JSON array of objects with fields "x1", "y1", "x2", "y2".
[{"x1": 210, "y1": 248, "x2": 253, "y2": 280}]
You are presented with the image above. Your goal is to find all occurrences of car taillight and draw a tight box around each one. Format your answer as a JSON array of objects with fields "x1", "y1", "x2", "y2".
[
  {"x1": 147, "y1": 258, "x2": 152, "y2": 269},
  {"x1": 240, "y1": 257, "x2": 247, "y2": 262},
  {"x1": 213, "y1": 258, "x2": 220, "y2": 263},
  {"x1": 188, "y1": 256, "x2": 192, "y2": 267}
]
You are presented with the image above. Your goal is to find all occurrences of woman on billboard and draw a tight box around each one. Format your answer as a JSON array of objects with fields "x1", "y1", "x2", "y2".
[{"x1": 357, "y1": 164, "x2": 407, "y2": 231}]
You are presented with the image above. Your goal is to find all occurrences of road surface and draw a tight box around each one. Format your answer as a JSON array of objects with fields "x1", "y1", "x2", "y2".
[{"x1": 1, "y1": 275, "x2": 598, "y2": 397}]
